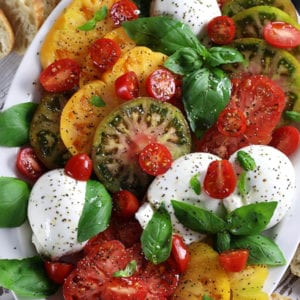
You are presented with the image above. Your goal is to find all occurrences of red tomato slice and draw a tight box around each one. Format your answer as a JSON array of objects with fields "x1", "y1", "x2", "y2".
[
  {"x1": 90, "y1": 38, "x2": 121, "y2": 72},
  {"x1": 112, "y1": 190, "x2": 140, "y2": 218},
  {"x1": 219, "y1": 249, "x2": 249, "y2": 272},
  {"x1": 110, "y1": 0, "x2": 139, "y2": 26},
  {"x1": 146, "y1": 68, "x2": 177, "y2": 101},
  {"x1": 171, "y1": 234, "x2": 190, "y2": 273},
  {"x1": 115, "y1": 71, "x2": 139, "y2": 100},
  {"x1": 16, "y1": 147, "x2": 47, "y2": 181},
  {"x1": 269, "y1": 125, "x2": 300, "y2": 156},
  {"x1": 203, "y1": 159, "x2": 237, "y2": 199},
  {"x1": 39, "y1": 58, "x2": 80, "y2": 92},
  {"x1": 139, "y1": 142, "x2": 172, "y2": 176},
  {"x1": 263, "y1": 21, "x2": 300, "y2": 49},
  {"x1": 64, "y1": 153, "x2": 92, "y2": 181},
  {"x1": 44, "y1": 261, "x2": 73, "y2": 285},
  {"x1": 207, "y1": 15, "x2": 236, "y2": 45}
]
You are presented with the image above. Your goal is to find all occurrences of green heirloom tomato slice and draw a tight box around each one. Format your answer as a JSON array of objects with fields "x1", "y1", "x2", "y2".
[{"x1": 92, "y1": 97, "x2": 191, "y2": 197}]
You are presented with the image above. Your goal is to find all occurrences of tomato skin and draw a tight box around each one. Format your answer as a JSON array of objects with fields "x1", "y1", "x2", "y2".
[
  {"x1": 115, "y1": 71, "x2": 139, "y2": 100},
  {"x1": 64, "y1": 153, "x2": 92, "y2": 181},
  {"x1": 263, "y1": 21, "x2": 300, "y2": 49},
  {"x1": 139, "y1": 142, "x2": 172, "y2": 176},
  {"x1": 219, "y1": 249, "x2": 249, "y2": 272},
  {"x1": 203, "y1": 159, "x2": 237, "y2": 199},
  {"x1": 112, "y1": 190, "x2": 140, "y2": 218},
  {"x1": 44, "y1": 261, "x2": 73, "y2": 285},
  {"x1": 171, "y1": 234, "x2": 190, "y2": 273},
  {"x1": 207, "y1": 16, "x2": 236, "y2": 45},
  {"x1": 269, "y1": 125, "x2": 300, "y2": 156},
  {"x1": 16, "y1": 147, "x2": 47, "y2": 181},
  {"x1": 146, "y1": 68, "x2": 176, "y2": 101},
  {"x1": 39, "y1": 58, "x2": 80, "y2": 92},
  {"x1": 90, "y1": 38, "x2": 121, "y2": 72},
  {"x1": 110, "y1": 0, "x2": 139, "y2": 26}
]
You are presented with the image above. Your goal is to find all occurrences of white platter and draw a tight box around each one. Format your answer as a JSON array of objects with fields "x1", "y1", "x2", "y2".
[{"x1": 0, "y1": 0, "x2": 300, "y2": 299}]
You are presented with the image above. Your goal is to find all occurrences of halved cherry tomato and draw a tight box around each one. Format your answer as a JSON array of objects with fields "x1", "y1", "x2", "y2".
[
  {"x1": 64, "y1": 153, "x2": 92, "y2": 181},
  {"x1": 263, "y1": 21, "x2": 300, "y2": 49},
  {"x1": 110, "y1": 0, "x2": 139, "y2": 26},
  {"x1": 146, "y1": 68, "x2": 176, "y2": 101},
  {"x1": 115, "y1": 71, "x2": 139, "y2": 100},
  {"x1": 269, "y1": 125, "x2": 300, "y2": 156},
  {"x1": 203, "y1": 159, "x2": 236, "y2": 199},
  {"x1": 171, "y1": 234, "x2": 190, "y2": 273},
  {"x1": 139, "y1": 142, "x2": 172, "y2": 176},
  {"x1": 39, "y1": 58, "x2": 80, "y2": 92},
  {"x1": 90, "y1": 38, "x2": 121, "y2": 72},
  {"x1": 112, "y1": 190, "x2": 140, "y2": 218},
  {"x1": 44, "y1": 261, "x2": 74, "y2": 285},
  {"x1": 217, "y1": 108, "x2": 247, "y2": 137},
  {"x1": 16, "y1": 147, "x2": 47, "y2": 181},
  {"x1": 219, "y1": 249, "x2": 249, "y2": 272},
  {"x1": 207, "y1": 15, "x2": 236, "y2": 45}
]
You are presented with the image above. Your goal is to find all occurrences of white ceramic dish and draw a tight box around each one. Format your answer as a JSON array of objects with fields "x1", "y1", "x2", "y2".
[{"x1": 0, "y1": 0, "x2": 300, "y2": 299}]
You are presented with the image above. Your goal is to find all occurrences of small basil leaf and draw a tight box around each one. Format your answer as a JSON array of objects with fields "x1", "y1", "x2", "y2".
[
  {"x1": 237, "y1": 171, "x2": 247, "y2": 196},
  {"x1": 215, "y1": 231, "x2": 231, "y2": 252},
  {"x1": 0, "y1": 256, "x2": 58, "y2": 297},
  {"x1": 89, "y1": 95, "x2": 106, "y2": 107},
  {"x1": 226, "y1": 202, "x2": 277, "y2": 235},
  {"x1": 141, "y1": 204, "x2": 172, "y2": 264},
  {"x1": 0, "y1": 177, "x2": 31, "y2": 227},
  {"x1": 237, "y1": 150, "x2": 256, "y2": 171},
  {"x1": 207, "y1": 47, "x2": 244, "y2": 67},
  {"x1": 78, "y1": 6, "x2": 107, "y2": 31},
  {"x1": 0, "y1": 102, "x2": 37, "y2": 146},
  {"x1": 189, "y1": 174, "x2": 201, "y2": 195},
  {"x1": 231, "y1": 234, "x2": 286, "y2": 266},
  {"x1": 113, "y1": 260, "x2": 137, "y2": 277},
  {"x1": 284, "y1": 110, "x2": 300, "y2": 122},
  {"x1": 203, "y1": 295, "x2": 213, "y2": 300},
  {"x1": 171, "y1": 200, "x2": 226, "y2": 234},
  {"x1": 183, "y1": 68, "x2": 231, "y2": 138},
  {"x1": 77, "y1": 180, "x2": 112, "y2": 242}
]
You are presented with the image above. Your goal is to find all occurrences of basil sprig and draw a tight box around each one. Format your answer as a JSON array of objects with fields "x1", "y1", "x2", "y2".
[
  {"x1": 141, "y1": 204, "x2": 172, "y2": 264},
  {"x1": 78, "y1": 6, "x2": 108, "y2": 31},
  {"x1": 171, "y1": 200, "x2": 285, "y2": 266}
]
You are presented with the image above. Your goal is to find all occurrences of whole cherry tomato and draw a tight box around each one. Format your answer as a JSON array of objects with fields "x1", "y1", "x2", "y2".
[
  {"x1": 115, "y1": 71, "x2": 139, "y2": 100},
  {"x1": 112, "y1": 190, "x2": 140, "y2": 218},
  {"x1": 219, "y1": 249, "x2": 249, "y2": 272},
  {"x1": 171, "y1": 234, "x2": 190, "y2": 273},
  {"x1": 44, "y1": 261, "x2": 73, "y2": 285},
  {"x1": 64, "y1": 153, "x2": 93, "y2": 181}
]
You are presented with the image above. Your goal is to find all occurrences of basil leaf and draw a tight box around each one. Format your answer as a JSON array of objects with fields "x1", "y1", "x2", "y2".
[
  {"x1": 132, "y1": 0, "x2": 151, "y2": 17},
  {"x1": 0, "y1": 177, "x2": 31, "y2": 227},
  {"x1": 89, "y1": 95, "x2": 106, "y2": 107},
  {"x1": 226, "y1": 202, "x2": 277, "y2": 235},
  {"x1": 171, "y1": 200, "x2": 226, "y2": 234},
  {"x1": 183, "y1": 67, "x2": 231, "y2": 138},
  {"x1": 113, "y1": 260, "x2": 137, "y2": 277},
  {"x1": 203, "y1": 295, "x2": 213, "y2": 300},
  {"x1": 215, "y1": 231, "x2": 231, "y2": 252},
  {"x1": 0, "y1": 256, "x2": 58, "y2": 297},
  {"x1": 237, "y1": 150, "x2": 256, "y2": 171},
  {"x1": 78, "y1": 6, "x2": 107, "y2": 31},
  {"x1": 284, "y1": 110, "x2": 300, "y2": 122},
  {"x1": 231, "y1": 234, "x2": 286, "y2": 266},
  {"x1": 141, "y1": 204, "x2": 172, "y2": 264},
  {"x1": 0, "y1": 102, "x2": 37, "y2": 146},
  {"x1": 237, "y1": 171, "x2": 247, "y2": 196},
  {"x1": 77, "y1": 180, "x2": 112, "y2": 242},
  {"x1": 164, "y1": 47, "x2": 205, "y2": 75},
  {"x1": 122, "y1": 16, "x2": 202, "y2": 56},
  {"x1": 189, "y1": 174, "x2": 201, "y2": 195},
  {"x1": 207, "y1": 47, "x2": 244, "y2": 67}
]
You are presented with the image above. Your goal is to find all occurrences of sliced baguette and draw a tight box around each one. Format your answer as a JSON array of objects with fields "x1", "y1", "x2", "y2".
[
  {"x1": 0, "y1": 9, "x2": 14, "y2": 59},
  {"x1": 0, "y1": 0, "x2": 44, "y2": 54}
]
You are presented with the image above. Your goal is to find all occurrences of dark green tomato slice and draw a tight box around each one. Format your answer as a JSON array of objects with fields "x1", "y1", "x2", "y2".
[
  {"x1": 30, "y1": 92, "x2": 72, "y2": 169},
  {"x1": 222, "y1": 0, "x2": 298, "y2": 21},
  {"x1": 92, "y1": 97, "x2": 191, "y2": 197},
  {"x1": 222, "y1": 37, "x2": 300, "y2": 115}
]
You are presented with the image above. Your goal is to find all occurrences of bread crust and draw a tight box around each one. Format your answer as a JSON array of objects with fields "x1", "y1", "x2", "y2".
[{"x1": 0, "y1": 9, "x2": 14, "y2": 59}]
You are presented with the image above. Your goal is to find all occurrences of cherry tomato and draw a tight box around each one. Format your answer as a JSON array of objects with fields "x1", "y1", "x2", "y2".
[
  {"x1": 219, "y1": 249, "x2": 249, "y2": 272},
  {"x1": 217, "y1": 108, "x2": 247, "y2": 137},
  {"x1": 171, "y1": 234, "x2": 190, "y2": 273},
  {"x1": 269, "y1": 125, "x2": 300, "y2": 156},
  {"x1": 64, "y1": 153, "x2": 92, "y2": 181},
  {"x1": 39, "y1": 58, "x2": 80, "y2": 92},
  {"x1": 16, "y1": 147, "x2": 47, "y2": 181},
  {"x1": 110, "y1": 0, "x2": 139, "y2": 26},
  {"x1": 44, "y1": 261, "x2": 73, "y2": 285},
  {"x1": 207, "y1": 16, "x2": 236, "y2": 45},
  {"x1": 203, "y1": 159, "x2": 237, "y2": 199},
  {"x1": 263, "y1": 21, "x2": 300, "y2": 49},
  {"x1": 112, "y1": 190, "x2": 140, "y2": 218},
  {"x1": 146, "y1": 68, "x2": 176, "y2": 101},
  {"x1": 115, "y1": 71, "x2": 139, "y2": 100},
  {"x1": 90, "y1": 38, "x2": 121, "y2": 72},
  {"x1": 139, "y1": 142, "x2": 172, "y2": 176}
]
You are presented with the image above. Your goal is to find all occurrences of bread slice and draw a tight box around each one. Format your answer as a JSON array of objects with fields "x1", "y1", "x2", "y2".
[
  {"x1": 0, "y1": 9, "x2": 14, "y2": 59},
  {"x1": 0, "y1": 0, "x2": 44, "y2": 54},
  {"x1": 42, "y1": 0, "x2": 61, "y2": 19}
]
